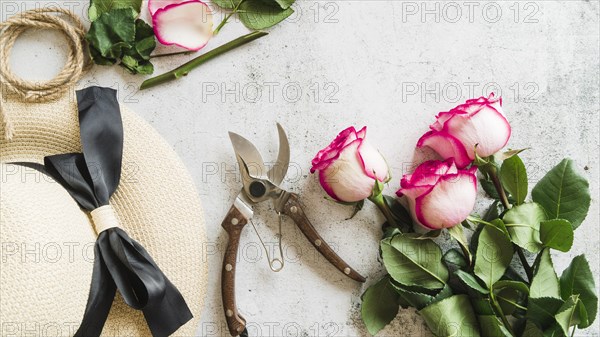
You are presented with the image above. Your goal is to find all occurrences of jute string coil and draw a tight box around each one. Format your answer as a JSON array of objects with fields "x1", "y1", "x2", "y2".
[{"x1": 0, "y1": 7, "x2": 91, "y2": 140}]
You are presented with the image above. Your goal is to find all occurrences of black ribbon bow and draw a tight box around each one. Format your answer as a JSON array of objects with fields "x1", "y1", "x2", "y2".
[{"x1": 42, "y1": 86, "x2": 192, "y2": 337}]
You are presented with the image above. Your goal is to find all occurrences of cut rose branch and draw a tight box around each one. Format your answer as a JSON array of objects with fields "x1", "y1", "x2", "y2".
[
  {"x1": 310, "y1": 95, "x2": 596, "y2": 337},
  {"x1": 83, "y1": 0, "x2": 294, "y2": 88}
]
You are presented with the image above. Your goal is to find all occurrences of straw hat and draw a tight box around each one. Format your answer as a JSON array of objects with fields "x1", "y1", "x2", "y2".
[{"x1": 0, "y1": 92, "x2": 207, "y2": 336}]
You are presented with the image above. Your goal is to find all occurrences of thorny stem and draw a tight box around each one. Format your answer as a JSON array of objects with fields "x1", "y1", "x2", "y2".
[
  {"x1": 149, "y1": 50, "x2": 194, "y2": 59},
  {"x1": 140, "y1": 31, "x2": 267, "y2": 90}
]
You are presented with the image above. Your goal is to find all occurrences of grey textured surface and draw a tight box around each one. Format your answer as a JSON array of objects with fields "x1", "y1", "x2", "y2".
[{"x1": 3, "y1": 0, "x2": 599, "y2": 336}]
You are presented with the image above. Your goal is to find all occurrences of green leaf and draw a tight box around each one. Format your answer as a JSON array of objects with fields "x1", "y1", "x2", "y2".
[
  {"x1": 262, "y1": 0, "x2": 295, "y2": 9},
  {"x1": 494, "y1": 281, "x2": 529, "y2": 315},
  {"x1": 360, "y1": 276, "x2": 400, "y2": 335},
  {"x1": 531, "y1": 158, "x2": 590, "y2": 229},
  {"x1": 448, "y1": 224, "x2": 472, "y2": 266},
  {"x1": 87, "y1": 9, "x2": 136, "y2": 59},
  {"x1": 480, "y1": 178, "x2": 501, "y2": 200},
  {"x1": 347, "y1": 199, "x2": 364, "y2": 220},
  {"x1": 484, "y1": 200, "x2": 503, "y2": 222},
  {"x1": 496, "y1": 148, "x2": 528, "y2": 161},
  {"x1": 474, "y1": 220, "x2": 513, "y2": 288},
  {"x1": 554, "y1": 295, "x2": 581, "y2": 335},
  {"x1": 455, "y1": 270, "x2": 489, "y2": 294},
  {"x1": 120, "y1": 19, "x2": 156, "y2": 74},
  {"x1": 471, "y1": 298, "x2": 495, "y2": 315},
  {"x1": 212, "y1": 0, "x2": 240, "y2": 9},
  {"x1": 88, "y1": 0, "x2": 143, "y2": 21},
  {"x1": 539, "y1": 219, "x2": 573, "y2": 252},
  {"x1": 522, "y1": 320, "x2": 544, "y2": 337},
  {"x1": 443, "y1": 248, "x2": 467, "y2": 272},
  {"x1": 503, "y1": 202, "x2": 546, "y2": 253},
  {"x1": 381, "y1": 235, "x2": 448, "y2": 289},
  {"x1": 494, "y1": 280, "x2": 529, "y2": 294},
  {"x1": 500, "y1": 154, "x2": 528, "y2": 205},
  {"x1": 238, "y1": 0, "x2": 294, "y2": 30},
  {"x1": 404, "y1": 229, "x2": 442, "y2": 240},
  {"x1": 390, "y1": 282, "x2": 433, "y2": 310},
  {"x1": 527, "y1": 297, "x2": 565, "y2": 330},
  {"x1": 559, "y1": 255, "x2": 597, "y2": 328},
  {"x1": 530, "y1": 249, "x2": 560, "y2": 299},
  {"x1": 383, "y1": 195, "x2": 413, "y2": 230},
  {"x1": 419, "y1": 295, "x2": 481, "y2": 337},
  {"x1": 478, "y1": 315, "x2": 512, "y2": 337}
]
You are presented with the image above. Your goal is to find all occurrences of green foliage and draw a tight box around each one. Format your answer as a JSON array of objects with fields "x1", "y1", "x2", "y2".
[
  {"x1": 539, "y1": 219, "x2": 573, "y2": 252},
  {"x1": 559, "y1": 255, "x2": 597, "y2": 328},
  {"x1": 381, "y1": 234, "x2": 448, "y2": 289},
  {"x1": 455, "y1": 270, "x2": 489, "y2": 294},
  {"x1": 360, "y1": 276, "x2": 400, "y2": 335},
  {"x1": 474, "y1": 221, "x2": 513, "y2": 288},
  {"x1": 419, "y1": 295, "x2": 481, "y2": 337},
  {"x1": 88, "y1": 0, "x2": 142, "y2": 21},
  {"x1": 530, "y1": 249, "x2": 560, "y2": 299},
  {"x1": 361, "y1": 156, "x2": 595, "y2": 337},
  {"x1": 238, "y1": 1, "x2": 294, "y2": 30},
  {"x1": 213, "y1": 0, "x2": 295, "y2": 30},
  {"x1": 86, "y1": 0, "x2": 156, "y2": 74},
  {"x1": 503, "y1": 203, "x2": 546, "y2": 253},
  {"x1": 531, "y1": 159, "x2": 590, "y2": 229},
  {"x1": 478, "y1": 315, "x2": 513, "y2": 337},
  {"x1": 500, "y1": 154, "x2": 528, "y2": 205}
]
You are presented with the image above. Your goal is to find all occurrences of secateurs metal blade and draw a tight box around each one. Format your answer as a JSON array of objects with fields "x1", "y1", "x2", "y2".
[{"x1": 220, "y1": 123, "x2": 366, "y2": 337}]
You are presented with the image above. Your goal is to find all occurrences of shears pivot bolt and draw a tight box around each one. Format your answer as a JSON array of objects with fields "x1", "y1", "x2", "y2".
[{"x1": 249, "y1": 181, "x2": 266, "y2": 197}]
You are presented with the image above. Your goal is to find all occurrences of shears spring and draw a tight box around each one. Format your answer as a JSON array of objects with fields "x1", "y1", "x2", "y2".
[{"x1": 249, "y1": 212, "x2": 284, "y2": 272}]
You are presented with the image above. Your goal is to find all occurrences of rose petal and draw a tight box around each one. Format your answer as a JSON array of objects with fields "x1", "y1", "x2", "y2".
[
  {"x1": 415, "y1": 171, "x2": 477, "y2": 229},
  {"x1": 152, "y1": 0, "x2": 213, "y2": 51},
  {"x1": 311, "y1": 126, "x2": 358, "y2": 172},
  {"x1": 149, "y1": 0, "x2": 188, "y2": 15},
  {"x1": 445, "y1": 104, "x2": 511, "y2": 158},
  {"x1": 358, "y1": 140, "x2": 388, "y2": 181},
  {"x1": 417, "y1": 130, "x2": 472, "y2": 168},
  {"x1": 319, "y1": 139, "x2": 376, "y2": 202}
]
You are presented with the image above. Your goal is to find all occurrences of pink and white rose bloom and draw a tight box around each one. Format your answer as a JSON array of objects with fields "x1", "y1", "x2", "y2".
[
  {"x1": 397, "y1": 159, "x2": 477, "y2": 230},
  {"x1": 311, "y1": 127, "x2": 389, "y2": 203},
  {"x1": 417, "y1": 93, "x2": 511, "y2": 168}
]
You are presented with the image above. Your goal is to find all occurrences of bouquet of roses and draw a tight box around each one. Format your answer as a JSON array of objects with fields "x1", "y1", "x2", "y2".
[{"x1": 311, "y1": 94, "x2": 597, "y2": 337}]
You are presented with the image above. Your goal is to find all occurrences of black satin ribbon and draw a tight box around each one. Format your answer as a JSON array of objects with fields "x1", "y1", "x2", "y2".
[{"x1": 42, "y1": 86, "x2": 192, "y2": 337}]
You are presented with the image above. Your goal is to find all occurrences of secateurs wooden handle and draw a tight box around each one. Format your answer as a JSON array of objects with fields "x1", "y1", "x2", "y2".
[{"x1": 220, "y1": 123, "x2": 365, "y2": 336}]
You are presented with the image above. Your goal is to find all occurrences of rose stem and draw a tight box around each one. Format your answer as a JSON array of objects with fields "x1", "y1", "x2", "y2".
[
  {"x1": 490, "y1": 290, "x2": 516, "y2": 335},
  {"x1": 213, "y1": 0, "x2": 246, "y2": 35},
  {"x1": 368, "y1": 193, "x2": 399, "y2": 229},
  {"x1": 516, "y1": 247, "x2": 533, "y2": 281},
  {"x1": 486, "y1": 164, "x2": 534, "y2": 281},
  {"x1": 140, "y1": 31, "x2": 268, "y2": 90},
  {"x1": 150, "y1": 50, "x2": 194, "y2": 59}
]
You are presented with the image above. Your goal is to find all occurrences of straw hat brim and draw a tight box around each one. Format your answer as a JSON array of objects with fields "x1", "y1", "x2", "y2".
[{"x1": 0, "y1": 93, "x2": 207, "y2": 336}]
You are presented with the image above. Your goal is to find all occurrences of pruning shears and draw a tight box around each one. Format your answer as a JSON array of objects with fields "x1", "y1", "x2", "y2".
[{"x1": 220, "y1": 123, "x2": 366, "y2": 337}]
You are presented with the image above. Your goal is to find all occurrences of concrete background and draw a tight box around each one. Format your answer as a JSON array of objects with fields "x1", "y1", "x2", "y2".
[{"x1": 3, "y1": 0, "x2": 599, "y2": 336}]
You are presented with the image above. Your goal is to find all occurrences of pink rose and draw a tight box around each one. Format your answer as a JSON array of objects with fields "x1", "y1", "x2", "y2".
[
  {"x1": 417, "y1": 93, "x2": 511, "y2": 168},
  {"x1": 397, "y1": 159, "x2": 477, "y2": 229},
  {"x1": 311, "y1": 127, "x2": 389, "y2": 203}
]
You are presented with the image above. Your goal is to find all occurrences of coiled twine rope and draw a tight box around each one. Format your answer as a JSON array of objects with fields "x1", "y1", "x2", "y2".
[{"x1": 0, "y1": 8, "x2": 91, "y2": 140}]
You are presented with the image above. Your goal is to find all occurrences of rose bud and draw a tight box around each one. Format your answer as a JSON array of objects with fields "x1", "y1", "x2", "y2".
[
  {"x1": 397, "y1": 159, "x2": 477, "y2": 230},
  {"x1": 311, "y1": 126, "x2": 389, "y2": 203},
  {"x1": 417, "y1": 93, "x2": 511, "y2": 168}
]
